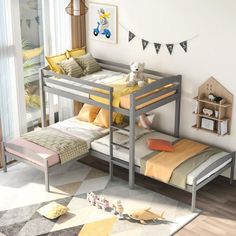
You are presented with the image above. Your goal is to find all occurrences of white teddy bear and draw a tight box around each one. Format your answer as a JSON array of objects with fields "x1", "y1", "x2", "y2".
[{"x1": 126, "y1": 62, "x2": 147, "y2": 87}]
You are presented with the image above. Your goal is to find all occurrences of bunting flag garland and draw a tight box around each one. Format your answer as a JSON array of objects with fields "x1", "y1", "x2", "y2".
[
  {"x1": 128, "y1": 31, "x2": 136, "y2": 42},
  {"x1": 142, "y1": 39, "x2": 149, "y2": 50},
  {"x1": 154, "y1": 43, "x2": 161, "y2": 54},
  {"x1": 20, "y1": 16, "x2": 40, "y2": 28},
  {"x1": 120, "y1": 22, "x2": 198, "y2": 55},
  {"x1": 166, "y1": 44, "x2": 174, "y2": 55},
  {"x1": 180, "y1": 41, "x2": 187, "y2": 52}
]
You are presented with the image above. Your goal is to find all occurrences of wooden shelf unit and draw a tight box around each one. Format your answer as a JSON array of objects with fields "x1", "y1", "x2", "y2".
[{"x1": 193, "y1": 77, "x2": 233, "y2": 135}]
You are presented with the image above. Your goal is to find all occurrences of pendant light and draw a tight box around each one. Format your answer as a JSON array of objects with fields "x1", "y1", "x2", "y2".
[{"x1": 65, "y1": 0, "x2": 88, "y2": 16}]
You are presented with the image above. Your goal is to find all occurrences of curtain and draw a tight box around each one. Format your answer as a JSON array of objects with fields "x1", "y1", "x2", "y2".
[
  {"x1": 72, "y1": 0, "x2": 86, "y2": 115},
  {"x1": 0, "y1": 0, "x2": 27, "y2": 143},
  {"x1": 42, "y1": 0, "x2": 73, "y2": 122}
]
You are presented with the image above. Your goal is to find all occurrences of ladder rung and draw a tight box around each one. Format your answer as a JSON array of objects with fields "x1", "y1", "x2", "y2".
[
  {"x1": 111, "y1": 142, "x2": 129, "y2": 150},
  {"x1": 111, "y1": 124, "x2": 129, "y2": 132}
]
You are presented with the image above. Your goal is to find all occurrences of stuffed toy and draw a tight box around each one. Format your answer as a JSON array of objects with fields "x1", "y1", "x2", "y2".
[{"x1": 126, "y1": 62, "x2": 147, "y2": 87}]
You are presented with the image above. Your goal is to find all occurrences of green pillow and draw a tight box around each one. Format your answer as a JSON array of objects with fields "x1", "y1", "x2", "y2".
[
  {"x1": 75, "y1": 53, "x2": 101, "y2": 75},
  {"x1": 59, "y1": 57, "x2": 84, "y2": 78}
]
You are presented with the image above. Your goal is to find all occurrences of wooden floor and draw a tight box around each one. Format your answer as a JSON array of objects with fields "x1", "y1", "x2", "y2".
[{"x1": 81, "y1": 156, "x2": 236, "y2": 236}]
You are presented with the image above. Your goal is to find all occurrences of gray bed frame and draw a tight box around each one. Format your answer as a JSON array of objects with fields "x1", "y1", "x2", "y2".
[{"x1": 1, "y1": 59, "x2": 235, "y2": 212}]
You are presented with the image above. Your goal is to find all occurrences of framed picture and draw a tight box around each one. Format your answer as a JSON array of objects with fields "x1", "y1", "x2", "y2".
[
  {"x1": 201, "y1": 118, "x2": 215, "y2": 131},
  {"x1": 89, "y1": 3, "x2": 117, "y2": 44}
]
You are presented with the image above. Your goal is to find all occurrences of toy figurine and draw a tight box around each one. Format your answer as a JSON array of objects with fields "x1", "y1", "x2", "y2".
[
  {"x1": 117, "y1": 200, "x2": 124, "y2": 219},
  {"x1": 111, "y1": 204, "x2": 117, "y2": 214}
]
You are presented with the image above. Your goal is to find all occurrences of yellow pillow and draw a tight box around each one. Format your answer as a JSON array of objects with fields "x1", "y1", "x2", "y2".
[
  {"x1": 37, "y1": 202, "x2": 68, "y2": 220},
  {"x1": 77, "y1": 104, "x2": 101, "y2": 123},
  {"x1": 93, "y1": 109, "x2": 124, "y2": 128},
  {"x1": 45, "y1": 53, "x2": 67, "y2": 74},
  {"x1": 66, "y1": 47, "x2": 86, "y2": 58}
]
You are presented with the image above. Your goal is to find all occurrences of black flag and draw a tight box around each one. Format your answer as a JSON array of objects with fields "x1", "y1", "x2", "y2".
[
  {"x1": 142, "y1": 39, "x2": 149, "y2": 50},
  {"x1": 128, "y1": 31, "x2": 135, "y2": 42},
  {"x1": 35, "y1": 16, "x2": 40, "y2": 25},
  {"x1": 26, "y1": 19, "x2": 31, "y2": 28},
  {"x1": 180, "y1": 41, "x2": 187, "y2": 52},
  {"x1": 166, "y1": 44, "x2": 174, "y2": 55},
  {"x1": 154, "y1": 43, "x2": 161, "y2": 54}
]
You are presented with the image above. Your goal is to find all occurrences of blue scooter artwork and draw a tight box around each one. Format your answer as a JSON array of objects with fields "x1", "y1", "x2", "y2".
[{"x1": 93, "y1": 22, "x2": 111, "y2": 39}]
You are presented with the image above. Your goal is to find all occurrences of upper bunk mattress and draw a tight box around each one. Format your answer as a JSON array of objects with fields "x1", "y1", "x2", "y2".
[
  {"x1": 90, "y1": 131, "x2": 231, "y2": 186},
  {"x1": 46, "y1": 69, "x2": 176, "y2": 110}
]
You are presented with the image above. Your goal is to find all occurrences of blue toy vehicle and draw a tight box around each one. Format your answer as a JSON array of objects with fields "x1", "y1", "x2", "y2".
[{"x1": 93, "y1": 22, "x2": 111, "y2": 39}]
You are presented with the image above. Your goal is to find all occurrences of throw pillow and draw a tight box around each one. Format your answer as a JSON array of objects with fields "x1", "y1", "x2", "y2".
[
  {"x1": 77, "y1": 104, "x2": 101, "y2": 123},
  {"x1": 66, "y1": 47, "x2": 86, "y2": 58},
  {"x1": 59, "y1": 57, "x2": 84, "y2": 78},
  {"x1": 75, "y1": 53, "x2": 101, "y2": 74},
  {"x1": 147, "y1": 138, "x2": 174, "y2": 152},
  {"x1": 45, "y1": 53, "x2": 67, "y2": 74},
  {"x1": 37, "y1": 202, "x2": 68, "y2": 220}
]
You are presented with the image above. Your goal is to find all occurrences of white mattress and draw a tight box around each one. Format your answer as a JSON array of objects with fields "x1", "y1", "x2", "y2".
[
  {"x1": 46, "y1": 69, "x2": 126, "y2": 97},
  {"x1": 91, "y1": 132, "x2": 231, "y2": 186},
  {"x1": 50, "y1": 117, "x2": 109, "y2": 147}
]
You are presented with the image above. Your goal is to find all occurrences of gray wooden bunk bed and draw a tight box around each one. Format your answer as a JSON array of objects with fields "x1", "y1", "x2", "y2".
[{"x1": 1, "y1": 59, "x2": 235, "y2": 212}]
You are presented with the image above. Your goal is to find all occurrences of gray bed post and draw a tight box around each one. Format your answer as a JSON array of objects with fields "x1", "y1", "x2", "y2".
[
  {"x1": 39, "y1": 69, "x2": 47, "y2": 128},
  {"x1": 230, "y1": 152, "x2": 235, "y2": 184},
  {"x1": 129, "y1": 94, "x2": 136, "y2": 189},
  {"x1": 174, "y1": 75, "x2": 182, "y2": 138},
  {"x1": 44, "y1": 159, "x2": 49, "y2": 192},
  {"x1": 109, "y1": 88, "x2": 114, "y2": 180},
  {"x1": 1, "y1": 142, "x2": 7, "y2": 172},
  {"x1": 191, "y1": 179, "x2": 197, "y2": 212}
]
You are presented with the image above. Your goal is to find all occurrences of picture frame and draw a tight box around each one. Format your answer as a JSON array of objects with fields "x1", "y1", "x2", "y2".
[
  {"x1": 89, "y1": 3, "x2": 117, "y2": 44},
  {"x1": 201, "y1": 118, "x2": 215, "y2": 131}
]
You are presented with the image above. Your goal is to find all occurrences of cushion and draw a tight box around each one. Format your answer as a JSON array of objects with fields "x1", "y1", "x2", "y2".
[
  {"x1": 37, "y1": 202, "x2": 68, "y2": 220},
  {"x1": 45, "y1": 53, "x2": 67, "y2": 74},
  {"x1": 77, "y1": 104, "x2": 101, "y2": 123},
  {"x1": 59, "y1": 57, "x2": 84, "y2": 78},
  {"x1": 75, "y1": 53, "x2": 101, "y2": 74},
  {"x1": 66, "y1": 47, "x2": 86, "y2": 58},
  {"x1": 138, "y1": 113, "x2": 155, "y2": 129},
  {"x1": 147, "y1": 138, "x2": 174, "y2": 152},
  {"x1": 93, "y1": 109, "x2": 123, "y2": 128}
]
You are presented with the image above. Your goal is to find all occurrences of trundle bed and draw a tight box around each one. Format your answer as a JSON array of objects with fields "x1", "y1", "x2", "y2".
[{"x1": 1, "y1": 59, "x2": 235, "y2": 211}]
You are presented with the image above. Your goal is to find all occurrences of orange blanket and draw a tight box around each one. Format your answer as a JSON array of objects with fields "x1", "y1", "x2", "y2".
[{"x1": 144, "y1": 139, "x2": 208, "y2": 183}]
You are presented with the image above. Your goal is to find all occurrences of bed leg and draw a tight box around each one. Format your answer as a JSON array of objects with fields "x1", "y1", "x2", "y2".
[
  {"x1": 191, "y1": 180, "x2": 197, "y2": 212},
  {"x1": 44, "y1": 160, "x2": 50, "y2": 192},
  {"x1": 230, "y1": 152, "x2": 235, "y2": 185},
  {"x1": 1, "y1": 142, "x2": 7, "y2": 172}
]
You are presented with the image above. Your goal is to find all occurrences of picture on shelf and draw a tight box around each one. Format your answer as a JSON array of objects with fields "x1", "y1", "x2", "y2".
[{"x1": 201, "y1": 118, "x2": 215, "y2": 131}]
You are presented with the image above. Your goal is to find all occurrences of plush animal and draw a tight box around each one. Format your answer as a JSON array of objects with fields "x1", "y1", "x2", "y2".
[
  {"x1": 129, "y1": 208, "x2": 165, "y2": 224},
  {"x1": 208, "y1": 93, "x2": 223, "y2": 103},
  {"x1": 126, "y1": 62, "x2": 147, "y2": 87}
]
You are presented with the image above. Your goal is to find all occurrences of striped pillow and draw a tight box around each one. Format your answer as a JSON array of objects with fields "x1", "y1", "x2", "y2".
[
  {"x1": 59, "y1": 57, "x2": 84, "y2": 78},
  {"x1": 75, "y1": 53, "x2": 101, "y2": 75}
]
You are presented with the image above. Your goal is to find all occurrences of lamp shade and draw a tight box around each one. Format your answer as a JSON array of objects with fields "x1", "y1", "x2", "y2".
[{"x1": 65, "y1": 0, "x2": 88, "y2": 16}]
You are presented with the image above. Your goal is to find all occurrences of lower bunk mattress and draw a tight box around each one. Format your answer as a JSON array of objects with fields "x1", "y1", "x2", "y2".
[{"x1": 90, "y1": 131, "x2": 231, "y2": 187}]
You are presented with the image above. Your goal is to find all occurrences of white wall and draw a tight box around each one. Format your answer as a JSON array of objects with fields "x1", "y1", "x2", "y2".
[{"x1": 87, "y1": 0, "x2": 236, "y2": 179}]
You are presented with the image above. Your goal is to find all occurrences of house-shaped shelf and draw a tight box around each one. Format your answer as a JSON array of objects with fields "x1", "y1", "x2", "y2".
[{"x1": 192, "y1": 77, "x2": 233, "y2": 135}]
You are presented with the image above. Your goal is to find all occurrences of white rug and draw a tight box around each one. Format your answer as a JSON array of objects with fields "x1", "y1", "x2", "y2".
[{"x1": 0, "y1": 162, "x2": 200, "y2": 235}]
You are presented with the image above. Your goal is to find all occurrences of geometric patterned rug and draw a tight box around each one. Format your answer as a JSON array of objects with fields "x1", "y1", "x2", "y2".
[{"x1": 0, "y1": 162, "x2": 200, "y2": 236}]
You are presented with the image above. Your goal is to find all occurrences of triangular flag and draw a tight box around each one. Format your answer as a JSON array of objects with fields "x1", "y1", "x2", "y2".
[
  {"x1": 154, "y1": 43, "x2": 161, "y2": 54},
  {"x1": 128, "y1": 31, "x2": 135, "y2": 42},
  {"x1": 35, "y1": 16, "x2": 40, "y2": 25},
  {"x1": 142, "y1": 39, "x2": 149, "y2": 50},
  {"x1": 26, "y1": 19, "x2": 31, "y2": 28},
  {"x1": 166, "y1": 44, "x2": 174, "y2": 55},
  {"x1": 180, "y1": 41, "x2": 187, "y2": 52}
]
